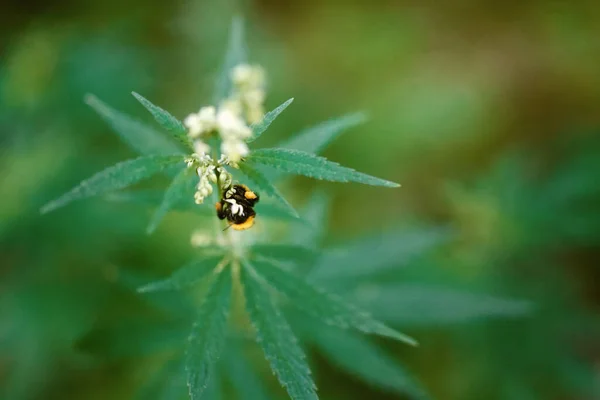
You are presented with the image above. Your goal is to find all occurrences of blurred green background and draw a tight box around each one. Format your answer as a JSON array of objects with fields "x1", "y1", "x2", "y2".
[{"x1": 2, "y1": 0, "x2": 600, "y2": 399}]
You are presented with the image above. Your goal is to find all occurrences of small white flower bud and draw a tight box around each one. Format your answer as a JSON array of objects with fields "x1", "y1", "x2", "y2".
[
  {"x1": 200, "y1": 153, "x2": 213, "y2": 164},
  {"x1": 221, "y1": 139, "x2": 249, "y2": 163},
  {"x1": 220, "y1": 173, "x2": 232, "y2": 190},
  {"x1": 218, "y1": 166, "x2": 232, "y2": 178},
  {"x1": 217, "y1": 108, "x2": 252, "y2": 140},
  {"x1": 197, "y1": 106, "x2": 217, "y2": 122},
  {"x1": 185, "y1": 106, "x2": 217, "y2": 138},
  {"x1": 198, "y1": 177, "x2": 213, "y2": 196},
  {"x1": 217, "y1": 155, "x2": 229, "y2": 165},
  {"x1": 184, "y1": 114, "x2": 202, "y2": 137},
  {"x1": 206, "y1": 184, "x2": 214, "y2": 195},
  {"x1": 194, "y1": 191, "x2": 205, "y2": 204},
  {"x1": 231, "y1": 64, "x2": 265, "y2": 89},
  {"x1": 193, "y1": 140, "x2": 211, "y2": 155},
  {"x1": 220, "y1": 98, "x2": 243, "y2": 117},
  {"x1": 204, "y1": 165, "x2": 217, "y2": 183},
  {"x1": 246, "y1": 105, "x2": 264, "y2": 125},
  {"x1": 244, "y1": 88, "x2": 266, "y2": 107},
  {"x1": 231, "y1": 64, "x2": 253, "y2": 86},
  {"x1": 199, "y1": 186, "x2": 210, "y2": 197},
  {"x1": 190, "y1": 231, "x2": 212, "y2": 247}
]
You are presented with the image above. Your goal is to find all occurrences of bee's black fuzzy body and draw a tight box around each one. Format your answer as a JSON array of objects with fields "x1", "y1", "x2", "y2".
[{"x1": 215, "y1": 184, "x2": 260, "y2": 230}]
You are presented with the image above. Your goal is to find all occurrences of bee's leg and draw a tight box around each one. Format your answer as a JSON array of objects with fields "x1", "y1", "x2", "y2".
[{"x1": 215, "y1": 201, "x2": 226, "y2": 220}]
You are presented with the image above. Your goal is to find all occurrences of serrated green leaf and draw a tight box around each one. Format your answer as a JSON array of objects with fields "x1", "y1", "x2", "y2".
[
  {"x1": 246, "y1": 148, "x2": 399, "y2": 187},
  {"x1": 251, "y1": 244, "x2": 318, "y2": 266},
  {"x1": 85, "y1": 94, "x2": 183, "y2": 156},
  {"x1": 279, "y1": 112, "x2": 367, "y2": 154},
  {"x1": 248, "y1": 98, "x2": 294, "y2": 142},
  {"x1": 132, "y1": 91, "x2": 193, "y2": 150},
  {"x1": 241, "y1": 261, "x2": 318, "y2": 400},
  {"x1": 137, "y1": 256, "x2": 226, "y2": 293},
  {"x1": 41, "y1": 155, "x2": 183, "y2": 214},
  {"x1": 214, "y1": 17, "x2": 247, "y2": 103},
  {"x1": 104, "y1": 190, "x2": 181, "y2": 207},
  {"x1": 287, "y1": 190, "x2": 331, "y2": 249},
  {"x1": 252, "y1": 258, "x2": 416, "y2": 346},
  {"x1": 201, "y1": 368, "x2": 223, "y2": 400},
  {"x1": 222, "y1": 340, "x2": 272, "y2": 400},
  {"x1": 309, "y1": 227, "x2": 452, "y2": 283},
  {"x1": 307, "y1": 326, "x2": 428, "y2": 399},
  {"x1": 355, "y1": 284, "x2": 533, "y2": 326},
  {"x1": 147, "y1": 167, "x2": 197, "y2": 234},
  {"x1": 238, "y1": 161, "x2": 298, "y2": 218},
  {"x1": 261, "y1": 113, "x2": 366, "y2": 183},
  {"x1": 185, "y1": 268, "x2": 232, "y2": 400}
]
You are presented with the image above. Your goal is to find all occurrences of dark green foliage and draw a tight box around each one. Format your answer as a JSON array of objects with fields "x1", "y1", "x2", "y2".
[{"x1": 7, "y1": 6, "x2": 599, "y2": 400}]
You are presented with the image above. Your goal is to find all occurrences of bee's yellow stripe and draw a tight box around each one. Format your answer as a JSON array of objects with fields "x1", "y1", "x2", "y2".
[{"x1": 231, "y1": 215, "x2": 255, "y2": 230}]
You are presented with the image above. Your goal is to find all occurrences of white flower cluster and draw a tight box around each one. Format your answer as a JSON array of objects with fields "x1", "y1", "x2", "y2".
[
  {"x1": 183, "y1": 64, "x2": 266, "y2": 165},
  {"x1": 183, "y1": 64, "x2": 266, "y2": 207},
  {"x1": 185, "y1": 154, "x2": 233, "y2": 205},
  {"x1": 230, "y1": 64, "x2": 266, "y2": 124}
]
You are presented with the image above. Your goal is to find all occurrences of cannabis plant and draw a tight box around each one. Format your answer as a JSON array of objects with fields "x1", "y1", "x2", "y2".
[{"x1": 41, "y1": 18, "x2": 418, "y2": 400}]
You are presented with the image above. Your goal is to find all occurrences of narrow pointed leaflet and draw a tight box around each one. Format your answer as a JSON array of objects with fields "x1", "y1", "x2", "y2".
[
  {"x1": 41, "y1": 155, "x2": 183, "y2": 214},
  {"x1": 147, "y1": 167, "x2": 197, "y2": 234},
  {"x1": 137, "y1": 256, "x2": 225, "y2": 293},
  {"x1": 85, "y1": 94, "x2": 182, "y2": 156},
  {"x1": 252, "y1": 257, "x2": 417, "y2": 346},
  {"x1": 132, "y1": 91, "x2": 193, "y2": 150},
  {"x1": 242, "y1": 261, "x2": 318, "y2": 400},
  {"x1": 185, "y1": 268, "x2": 232, "y2": 399},
  {"x1": 246, "y1": 148, "x2": 399, "y2": 187},
  {"x1": 238, "y1": 161, "x2": 298, "y2": 218},
  {"x1": 248, "y1": 98, "x2": 294, "y2": 142}
]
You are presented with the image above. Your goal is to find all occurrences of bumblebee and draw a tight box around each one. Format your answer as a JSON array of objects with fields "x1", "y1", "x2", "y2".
[{"x1": 215, "y1": 184, "x2": 260, "y2": 230}]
